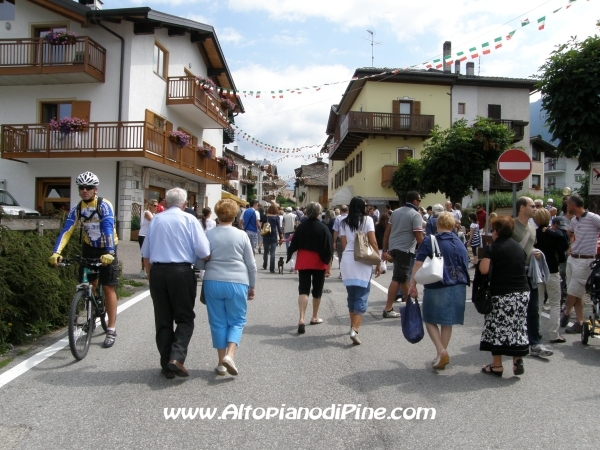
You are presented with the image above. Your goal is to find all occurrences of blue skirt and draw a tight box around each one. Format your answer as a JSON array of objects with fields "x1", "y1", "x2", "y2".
[{"x1": 421, "y1": 284, "x2": 467, "y2": 326}]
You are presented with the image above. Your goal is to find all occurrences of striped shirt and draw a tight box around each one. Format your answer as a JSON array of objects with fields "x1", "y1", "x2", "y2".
[{"x1": 569, "y1": 211, "x2": 600, "y2": 255}]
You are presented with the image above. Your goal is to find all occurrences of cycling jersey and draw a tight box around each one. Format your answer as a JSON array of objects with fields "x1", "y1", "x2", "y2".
[{"x1": 53, "y1": 196, "x2": 118, "y2": 254}]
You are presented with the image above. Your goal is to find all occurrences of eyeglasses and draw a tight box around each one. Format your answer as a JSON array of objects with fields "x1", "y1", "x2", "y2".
[{"x1": 78, "y1": 186, "x2": 95, "y2": 191}]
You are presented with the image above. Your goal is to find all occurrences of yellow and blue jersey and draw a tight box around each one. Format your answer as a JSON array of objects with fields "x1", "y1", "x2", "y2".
[{"x1": 53, "y1": 196, "x2": 118, "y2": 254}]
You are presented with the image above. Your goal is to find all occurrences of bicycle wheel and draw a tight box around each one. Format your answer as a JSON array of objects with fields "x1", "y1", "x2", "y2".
[{"x1": 68, "y1": 290, "x2": 93, "y2": 360}]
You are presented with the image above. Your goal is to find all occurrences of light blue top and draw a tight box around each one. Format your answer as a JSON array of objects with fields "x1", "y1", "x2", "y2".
[
  {"x1": 141, "y1": 206, "x2": 210, "y2": 263},
  {"x1": 195, "y1": 225, "x2": 257, "y2": 287}
]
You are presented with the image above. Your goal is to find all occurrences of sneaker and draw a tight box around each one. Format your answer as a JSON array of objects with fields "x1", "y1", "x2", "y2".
[
  {"x1": 222, "y1": 355, "x2": 238, "y2": 376},
  {"x1": 215, "y1": 365, "x2": 227, "y2": 376},
  {"x1": 139, "y1": 270, "x2": 146, "y2": 279},
  {"x1": 338, "y1": 273, "x2": 342, "y2": 279},
  {"x1": 530, "y1": 344, "x2": 553, "y2": 357},
  {"x1": 383, "y1": 308, "x2": 401, "y2": 318},
  {"x1": 560, "y1": 312, "x2": 570, "y2": 328},
  {"x1": 103, "y1": 330, "x2": 117, "y2": 348},
  {"x1": 565, "y1": 322, "x2": 583, "y2": 334},
  {"x1": 350, "y1": 328, "x2": 361, "y2": 345}
]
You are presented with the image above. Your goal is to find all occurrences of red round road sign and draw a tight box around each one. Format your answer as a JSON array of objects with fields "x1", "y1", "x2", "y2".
[{"x1": 497, "y1": 149, "x2": 532, "y2": 183}]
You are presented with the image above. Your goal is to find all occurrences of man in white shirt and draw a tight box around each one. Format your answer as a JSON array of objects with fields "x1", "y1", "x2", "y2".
[
  {"x1": 333, "y1": 205, "x2": 348, "y2": 278},
  {"x1": 283, "y1": 207, "x2": 296, "y2": 250}
]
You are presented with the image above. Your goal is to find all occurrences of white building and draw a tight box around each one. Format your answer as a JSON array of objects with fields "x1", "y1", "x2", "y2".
[
  {"x1": 223, "y1": 147, "x2": 262, "y2": 205},
  {"x1": 534, "y1": 136, "x2": 585, "y2": 193},
  {"x1": 0, "y1": 0, "x2": 242, "y2": 239}
]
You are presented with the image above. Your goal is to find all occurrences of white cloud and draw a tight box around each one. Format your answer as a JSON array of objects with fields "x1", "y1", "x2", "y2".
[
  {"x1": 186, "y1": 13, "x2": 213, "y2": 25},
  {"x1": 219, "y1": 27, "x2": 244, "y2": 44},
  {"x1": 270, "y1": 32, "x2": 309, "y2": 46},
  {"x1": 230, "y1": 64, "x2": 352, "y2": 177}
]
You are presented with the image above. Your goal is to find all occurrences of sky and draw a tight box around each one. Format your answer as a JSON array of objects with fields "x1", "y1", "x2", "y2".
[{"x1": 104, "y1": 0, "x2": 598, "y2": 182}]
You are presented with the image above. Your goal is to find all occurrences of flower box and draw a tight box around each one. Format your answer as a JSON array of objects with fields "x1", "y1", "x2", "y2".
[
  {"x1": 44, "y1": 31, "x2": 77, "y2": 45},
  {"x1": 49, "y1": 117, "x2": 88, "y2": 135},
  {"x1": 168, "y1": 131, "x2": 190, "y2": 148}
]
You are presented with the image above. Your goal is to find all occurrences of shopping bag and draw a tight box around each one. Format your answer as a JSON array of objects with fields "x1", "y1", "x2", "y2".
[
  {"x1": 414, "y1": 235, "x2": 443, "y2": 285},
  {"x1": 400, "y1": 296, "x2": 424, "y2": 344}
]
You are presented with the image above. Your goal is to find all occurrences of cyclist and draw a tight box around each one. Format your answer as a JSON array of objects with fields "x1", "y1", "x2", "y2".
[{"x1": 49, "y1": 171, "x2": 119, "y2": 348}]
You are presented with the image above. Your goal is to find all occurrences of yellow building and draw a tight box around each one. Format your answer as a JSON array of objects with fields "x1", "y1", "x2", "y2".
[{"x1": 325, "y1": 62, "x2": 536, "y2": 209}]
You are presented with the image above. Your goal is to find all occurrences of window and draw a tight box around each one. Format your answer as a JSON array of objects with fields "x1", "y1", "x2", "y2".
[
  {"x1": 153, "y1": 42, "x2": 168, "y2": 79},
  {"x1": 487, "y1": 104, "x2": 501, "y2": 120},
  {"x1": 575, "y1": 174, "x2": 583, "y2": 182},
  {"x1": 356, "y1": 151, "x2": 363, "y2": 173},
  {"x1": 40, "y1": 100, "x2": 90, "y2": 123},
  {"x1": 242, "y1": 185, "x2": 246, "y2": 196},
  {"x1": 531, "y1": 174, "x2": 541, "y2": 188},
  {"x1": 350, "y1": 158, "x2": 355, "y2": 177},
  {"x1": 546, "y1": 176, "x2": 556, "y2": 188},
  {"x1": 531, "y1": 147, "x2": 541, "y2": 161},
  {"x1": 37, "y1": 178, "x2": 70, "y2": 214},
  {"x1": 344, "y1": 164, "x2": 349, "y2": 182},
  {"x1": 458, "y1": 103, "x2": 466, "y2": 114},
  {"x1": 397, "y1": 148, "x2": 414, "y2": 164},
  {"x1": 0, "y1": 1, "x2": 16, "y2": 20}
]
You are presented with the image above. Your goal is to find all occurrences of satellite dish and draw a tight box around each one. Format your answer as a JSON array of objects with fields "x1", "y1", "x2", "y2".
[{"x1": 562, "y1": 187, "x2": 572, "y2": 196}]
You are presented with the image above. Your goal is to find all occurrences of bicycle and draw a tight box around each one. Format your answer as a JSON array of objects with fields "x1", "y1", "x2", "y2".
[{"x1": 59, "y1": 256, "x2": 108, "y2": 360}]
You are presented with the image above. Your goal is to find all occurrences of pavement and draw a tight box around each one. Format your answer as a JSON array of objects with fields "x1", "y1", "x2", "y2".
[{"x1": 0, "y1": 239, "x2": 599, "y2": 449}]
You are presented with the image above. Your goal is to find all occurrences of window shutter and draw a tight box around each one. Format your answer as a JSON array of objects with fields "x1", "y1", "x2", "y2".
[
  {"x1": 145, "y1": 109, "x2": 153, "y2": 124},
  {"x1": 413, "y1": 101, "x2": 421, "y2": 115},
  {"x1": 488, "y1": 105, "x2": 501, "y2": 119},
  {"x1": 166, "y1": 121, "x2": 173, "y2": 132},
  {"x1": 392, "y1": 100, "x2": 399, "y2": 114},
  {"x1": 71, "y1": 101, "x2": 91, "y2": 122},
  {"x1": 398, "y1": 149, "x2": 413, "y2": 164}
]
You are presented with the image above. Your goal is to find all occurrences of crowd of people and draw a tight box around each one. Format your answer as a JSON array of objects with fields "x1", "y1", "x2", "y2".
[{"x1": 48, "y1": 172, "x2": 600, "y2": 380}]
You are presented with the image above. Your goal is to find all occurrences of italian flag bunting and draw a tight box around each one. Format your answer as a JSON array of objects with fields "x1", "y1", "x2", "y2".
[
  {"x1": 506, "y1": 30, "x2": 516, "y2": 40},
  {"x1": 566, "y1": 0, "x2": 576, "y2": 9},
  {"x1": 433, "y1": 58, "x2": 442, "y2": 69},
  {"x1": 469, "y1": 47, "x2": 478, "y2": 58},
  {"x1": 553, "y1": 7, "x2": 562, "y2": 13},
  {"x1": 521, "y1": 18, "x2": 530, "y2": 27},
  {"x1": 279, "y1": 90, "x2": 283, "y2": 98},
  {"x1": 444, "y1": 54, "x2": 454, "y2": 65},
  {"x1": 538, "y1": 16, "x2": 546, "y2": 30},
  {"x1": 482, "y1": 42, "x2": 490, "y2": 54},
  {"x1": 425, "y1": 62, "x2": 433, "y2": 68},
  {"x1": 494, "y1": 37, "x2": 502, "y2": 49},
  {"x1": 457, "y1": 51, "x2": 467, "y2": 62},
  {"x1": 256, "y1": 91, "x2": 261, "y2": 98}
]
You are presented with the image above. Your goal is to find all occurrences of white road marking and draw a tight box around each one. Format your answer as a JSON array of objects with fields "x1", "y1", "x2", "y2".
[{"x1": 0, "y1": 290, "x2": 150, "y2": 389}]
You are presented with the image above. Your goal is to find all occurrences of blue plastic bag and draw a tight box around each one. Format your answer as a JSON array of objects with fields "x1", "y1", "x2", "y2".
[{"x1": 400, "y1": 296, "x2": 424, "y2": 344}]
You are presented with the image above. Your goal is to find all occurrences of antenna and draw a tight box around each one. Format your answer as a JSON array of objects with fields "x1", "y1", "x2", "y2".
[{"x1": 362, "y1": 30, "x2": 382, "y2": 67}]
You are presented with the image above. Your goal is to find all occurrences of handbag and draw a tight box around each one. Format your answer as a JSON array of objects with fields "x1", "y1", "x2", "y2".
[
  {"x1": 354, "y1": 219, "x2": 381, "y2": 265},
  {"x1": 260, "y1": 221, "x2": 271, "y2": 236},
  {"x1": 473, "y1": 247, "x2": 493, "y2": 314},
  {"x1": 400, "y1": 296, "x2": 424, "y2": 344},
  {"x1": 414, "y1": 235, "x2": 444, "y2": 284}
]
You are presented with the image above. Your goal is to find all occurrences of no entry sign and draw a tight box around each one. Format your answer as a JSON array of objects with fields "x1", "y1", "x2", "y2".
[{"x1": 497, "y1": 149, "x2": 532, "y2": 183}]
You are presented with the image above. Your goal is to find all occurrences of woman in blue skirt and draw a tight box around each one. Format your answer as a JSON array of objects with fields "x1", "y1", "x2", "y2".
[{"x1": 408, "y1": 211, "x2": 470, "y2": 370}]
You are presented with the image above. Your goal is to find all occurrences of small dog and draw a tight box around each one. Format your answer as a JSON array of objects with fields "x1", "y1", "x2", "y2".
[{"x1": 278, "y1": 257, "x2": 285, "y2": 274}]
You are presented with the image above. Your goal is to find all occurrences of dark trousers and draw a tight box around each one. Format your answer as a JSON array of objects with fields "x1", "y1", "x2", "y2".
[
  {"x1": 149, "y1": 264, "x2": 197, "y2": 369},
  {"x1": 526, "y1": 284, "x2": 541, "y2": 346},
  {"x1": 263, "y1": 236, "x2": 277, "y2": 272}
]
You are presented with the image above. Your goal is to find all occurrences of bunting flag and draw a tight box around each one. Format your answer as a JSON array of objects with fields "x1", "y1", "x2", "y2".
[
  {"x1": 521, "y1": 18, "x2": 530, "y2": 26},
  {"x1": 444, "y1": 54, "x2": 454, "y2": 65},
  {"x1": 457, "y1": 51, "x2": 467, "y2": 62},
  {"x1": 566, "y1": 0, "x2": 576, "y2": 8},
  {"x1": 469, "y1": 47, "x2": 478, "y2": 59},
  {"x1": 506, "y1": 30, "x2": 516, "y2": 40},
  {"x1": 482, "y1": 42, "x2": 490, "y2": 54},
  {"x1": 433, "y1": 58, "x2": 442, "y2": 69},
  {"x1": 494, "y1": 37, "x2": 502, "y2": 49},
  {"x1": 538, "y1": 16, "x2": 546, "y2": 30}
]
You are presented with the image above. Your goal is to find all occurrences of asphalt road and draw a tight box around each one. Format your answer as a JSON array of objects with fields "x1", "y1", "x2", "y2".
[{"x1": 1, "y1": 240, "x2": 599, "y2": 449}]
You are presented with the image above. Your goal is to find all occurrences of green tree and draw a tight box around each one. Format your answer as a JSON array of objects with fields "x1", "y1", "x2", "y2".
[
  {"x1": 389, "y1": 157, "x2": 424, "y2": 202},
  {"x1": 419, "y1": 118, "x2": 514, "y2": 204},
  {"x1": 537, "y1": 34, "x2": 600, "y2": 210}
]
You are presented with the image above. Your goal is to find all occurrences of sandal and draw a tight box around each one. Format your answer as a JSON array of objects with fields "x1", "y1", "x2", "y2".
[
  {"x1": 310, "y1": 318, "x2": 323, "y2": 325},
  {"x1": 297, "y1": 323, "x2": 305, "y2": 334},
  {"x1": 513, "y1": 359, "x2": 524, "y2": 376},
  {"x1": 481, "y1": 364, "x2": 503, "y2": 377}
]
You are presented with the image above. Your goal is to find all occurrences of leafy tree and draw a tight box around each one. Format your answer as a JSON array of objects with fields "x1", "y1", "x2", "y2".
[
  {"x1": 419, "y1": 118, "x2": 514, "y2": 204},
  {"x1": 537, "y1": 33, "x2": 600, "y2": 210},
  {"x1": 389, "y1": 157, "x2": 424, "y2": 202}
]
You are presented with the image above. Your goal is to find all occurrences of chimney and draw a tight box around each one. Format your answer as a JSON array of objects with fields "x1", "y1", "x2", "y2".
[
  {"x1": 443, "y1": 41, "x2": 451, "y2": 73},
  {"x1": 454, "y1": 60, "x2": 460, "y2": 75},
  {"x1": 78, "y1": 0, "x2": 103, "y2": 9},
  {"x1": 466, "y1": 62, "x2": 475, "y2": 76}
]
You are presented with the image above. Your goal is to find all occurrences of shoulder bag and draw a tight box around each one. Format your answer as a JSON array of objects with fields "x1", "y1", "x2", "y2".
[
  {"x1": 400, "y1": 296, "x2": 424, "y2": 344},
  {"x1": 414, "y1": 235, "x2": 444, "y2": 284},
  {"x1": 473, "y1": 247, "x2": 493, "y2": 314},
  {"x1": 354, "y1": 219, "x2": 381, "y2": 265}
]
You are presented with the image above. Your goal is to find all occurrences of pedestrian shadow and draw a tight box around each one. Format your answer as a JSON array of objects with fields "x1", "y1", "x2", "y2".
[
  {"x1": 242, "y1": 324, "x2": 350, "y2": 351},
  {"x1": 550, "y1": 340, "x2": 600, "y2": 367}
]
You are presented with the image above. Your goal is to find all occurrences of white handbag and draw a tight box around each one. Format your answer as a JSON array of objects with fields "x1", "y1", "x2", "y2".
[{"x1": 414, "y1": 235, "x2": 444, "y2": 284}]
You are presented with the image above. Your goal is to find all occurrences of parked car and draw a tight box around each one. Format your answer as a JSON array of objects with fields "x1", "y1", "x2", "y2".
[{"x1": 0, "y1": 189, "x2": 40, "y2": 216}]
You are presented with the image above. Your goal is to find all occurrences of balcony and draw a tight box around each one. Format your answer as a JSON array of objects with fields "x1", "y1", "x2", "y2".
[
  {"x1": 329, "y1": 111, "x2": 434, "y2": 160},
  {"x1": 546, "y1": 181, "x2": 566, "y2": 190},
  {"x1": 545, "y1": 159, "x2": 567, "y2": 173},
  {"x1": 166, "y1": 77, "x2": 229, "y2": 129},
  {"x1": 227, "y1": 170, "x2": 239, "y2": 181},
  {"x1": 491, "y1": 119, "x2": 528, "y2": 143},
  {"x1": 222, "y1": 183, "x2": 238, "y2": 196},
  {"x1": 490, "y1": 172, "x2": 523, "y2": 191},
  {"x1": 223, "y1": 126, "x2": 235, "y2": 144},
  {"x1": 0, "y1": 37, "x2": 106, "y2": 85},
  {"x1": 1, "y1": 122, "x2": 226, "y2": 184}
]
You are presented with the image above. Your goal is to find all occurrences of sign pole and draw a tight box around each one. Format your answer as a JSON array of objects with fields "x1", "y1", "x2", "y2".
[
  {"x1": 483, "y1": 169, "x2": 490, "y2": 234},
  {"x1": 512, "y1": 183, "x2": 517, "y2": 218}
]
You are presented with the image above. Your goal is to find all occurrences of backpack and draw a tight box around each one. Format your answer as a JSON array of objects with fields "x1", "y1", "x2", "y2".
[
  {"x1": 260, "y1": 221, "x2": 271, "y2": 236},
  {"x1": 77, "y1": 197, "x2": 103, "y2": 243}
]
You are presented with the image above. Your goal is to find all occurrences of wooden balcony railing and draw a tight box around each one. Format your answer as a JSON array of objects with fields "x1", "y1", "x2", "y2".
[
  {"x1": 1, "y1": 122, "x2": 226, "y2": 183},
  {"x1": 227, "y1": 170, "x2": 239, "y2": 180},
  {"x1": 0, "y1": 37, "x2": 106, "y2": 84},
  {"x1": 166, "y1": 76, "x2": 229, "y2": 129},
  {"x1": 491, "y1": 119, "x2": 527, "y2": 143}
]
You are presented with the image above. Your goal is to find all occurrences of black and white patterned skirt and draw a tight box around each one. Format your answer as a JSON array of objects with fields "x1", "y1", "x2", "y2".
[{"x1": 480, "y1": 290, "x2": 530, "y2": 357}]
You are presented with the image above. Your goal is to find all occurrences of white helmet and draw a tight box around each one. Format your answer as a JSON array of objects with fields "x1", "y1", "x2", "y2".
[{"x1": 76, "y1": 171, "x2": 99, "y2": 186}]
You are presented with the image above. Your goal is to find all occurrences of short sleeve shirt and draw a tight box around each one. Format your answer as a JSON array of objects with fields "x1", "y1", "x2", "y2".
[
  {"x1": 388, "y1": 205, "x2": 423, "y2": 253},
  {"x1": 569, "y1": 211, "x2": 600, "y2": 255}
]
